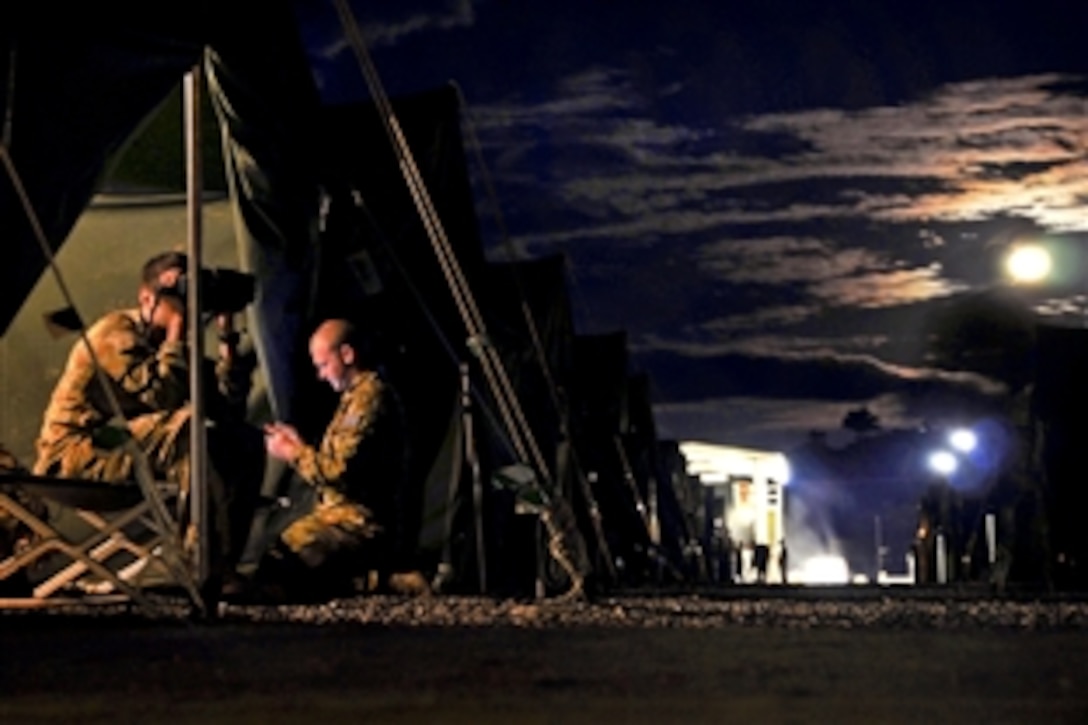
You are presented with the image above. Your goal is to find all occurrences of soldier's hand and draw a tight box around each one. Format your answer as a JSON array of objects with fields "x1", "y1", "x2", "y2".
[
  {"x1": 264, "y1": 422, "x2": 303, "y2": 461},
  {"x1": 162, "y1": 302, "x2": 186, "y2": 342}
]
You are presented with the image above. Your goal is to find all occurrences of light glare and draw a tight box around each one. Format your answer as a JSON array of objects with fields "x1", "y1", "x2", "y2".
[
  {"x1": 949, "y1": 428, "x2": 977, "y2": 453},
  {"x1": 794, "y1": 555, "x2": 850, "y2": 585},
  {"x1": 928, "y1": 450, "x2": 958, "y2": 476},
  {"x1": 1005, "y1": 244, "x2": 1052, "y2": 284}
]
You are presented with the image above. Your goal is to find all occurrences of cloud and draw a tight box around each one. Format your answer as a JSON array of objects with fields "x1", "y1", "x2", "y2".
[
  {"x1": 739, "y1": 74, "x2": 1088, "y2": 232},
  {"x1": 697, "y1": 236, "x2": 967, "y2": 310},
  {"x1": 657, "y1": 333, "x2": 890, "y2": 358},
  {"x1": 808, "y1": 264, "x2": 966, "y2": 309},
  {"x1": 470, "y1": 68, "x2": 1086, "y2": 353},
  {"x1": 633, "y1": 339, "x2": 1007, "y2": 407},
  {"x1": 697, "y1": 305, "x2": 820, "y2": 332},
  {"x1": 315, "y1": 0, "x2": 480, "y2": 57},
  {"x1": 473, "y1": 71, "x2": 1087, "y2": 257},
  {"x1": 653, "y1": 392, "x2": 917, "y2": 452}
]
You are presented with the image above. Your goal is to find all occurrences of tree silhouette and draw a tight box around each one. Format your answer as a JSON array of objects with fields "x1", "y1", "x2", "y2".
[{"x1": 842, "y1": 407, "x2": 881, "y2": 435}]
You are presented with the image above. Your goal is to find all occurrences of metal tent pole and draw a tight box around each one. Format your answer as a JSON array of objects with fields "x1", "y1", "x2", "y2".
[{"x1": 184, "y1": 66, "x2": 209, "y2": 589}]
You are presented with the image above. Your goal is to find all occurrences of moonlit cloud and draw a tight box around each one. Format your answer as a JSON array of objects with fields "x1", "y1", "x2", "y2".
[
  {"x1": 808, "y1": 264, "x2": 968, "y2": 308},
  {"x1": 310, "y1": 5, "x2": 1085, "y2": 450},
  {"x1": 367, "y1": 0, "x2": 478, "y2": 47},
  {"x1": 698, "y1": 305, "x2": 819, "y2": 332},
  {"x1": 473, "y1": 69, "x2": 1085, "y2": 351},
  {"x1": 740, "y1": 74, "x2": 1088, "y2": 231},
  {"x1": 695, "y1": 236, "x2": 965, "y2": 312},
  {"x1": 698, "y1": 237, "x2": 841, "y2": 285},
  {"x1": 476, "y1": 71, "x2": 1087, "y2": 253},
  {"x1": 636, "y1": 335, "x2": 1005, "y2": 395},
  {"x1": 315, "y1": 0, "x2": 480, "y2": 57},
  {"x1": 655, "y1": 397, "x2": 856, "y2": 450},
  {"x1": 661, "y1": 333, "x2": 891, "y2": 357},
  {"x1": 655, "y1": 393, "x2": 927, "y2": 451}
]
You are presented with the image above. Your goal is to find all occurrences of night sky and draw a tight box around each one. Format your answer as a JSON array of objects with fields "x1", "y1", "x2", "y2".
[{"x1": 292, "y1": 0, "x2": 1088, "y2": 452}]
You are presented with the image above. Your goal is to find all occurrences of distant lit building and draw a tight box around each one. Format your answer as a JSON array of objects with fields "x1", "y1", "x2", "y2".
[{"x1": 679, "y1": 441, "x2": 789, "y2": 584}]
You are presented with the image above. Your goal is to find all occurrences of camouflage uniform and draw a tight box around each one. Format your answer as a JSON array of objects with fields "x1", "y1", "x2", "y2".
[
  {"x1": 33, "y1": 309, "x2": 192, "y2": 486},
  {"x1": 280, "y1": 370, "x2": 402, "y2": 569},
  {"x1": 31, "y1": 309, "x2": 254, "y2": 564}
]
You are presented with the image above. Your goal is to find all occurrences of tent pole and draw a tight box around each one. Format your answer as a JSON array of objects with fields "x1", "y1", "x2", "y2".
[
  {"x1": 331, "y1": 0, "x2": 589, "y2": 598},
  {"x1": 184, "y1": 66, "x2": 209, "y2": 590}
]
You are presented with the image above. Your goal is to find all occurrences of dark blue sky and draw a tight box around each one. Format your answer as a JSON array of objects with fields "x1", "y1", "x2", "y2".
[{"x1": 292, "y1": 0, "x2": 1088, "y2": 451}]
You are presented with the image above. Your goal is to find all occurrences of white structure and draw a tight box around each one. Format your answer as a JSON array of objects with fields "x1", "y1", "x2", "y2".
[{"x1": 680, "y1": 441, "x2": 789, "y2": 584}]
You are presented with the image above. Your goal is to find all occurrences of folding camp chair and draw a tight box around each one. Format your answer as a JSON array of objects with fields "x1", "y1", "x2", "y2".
[{"x1": 0, "y1": 471, "x2": 189, "y2": 610}]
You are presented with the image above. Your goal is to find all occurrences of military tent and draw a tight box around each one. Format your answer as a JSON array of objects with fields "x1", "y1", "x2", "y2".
[{"x1": 1, "y1": 1, "x2": 587, "y2": 601}]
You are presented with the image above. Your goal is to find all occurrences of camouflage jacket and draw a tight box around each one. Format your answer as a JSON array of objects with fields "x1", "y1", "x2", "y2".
[
  {"x1": 290, "y1": 370, "x2": 404, "y2": 520},
  {"x1": 34, "y1": 309, "x2": 189, "y2": 468}
]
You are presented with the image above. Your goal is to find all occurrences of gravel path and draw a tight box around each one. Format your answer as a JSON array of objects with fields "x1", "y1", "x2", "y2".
[
  {"x1": 3, "y1": 589, "x2": 1088, "y2": 723},
  {"x1": 212, "y1": 590, "x2": 1088, "y2": 630}
]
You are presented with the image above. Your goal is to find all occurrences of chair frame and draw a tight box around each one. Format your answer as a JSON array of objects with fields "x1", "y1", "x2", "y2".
[{"x1": 0, "y1": 472, "x2": 192, "y2": 612}]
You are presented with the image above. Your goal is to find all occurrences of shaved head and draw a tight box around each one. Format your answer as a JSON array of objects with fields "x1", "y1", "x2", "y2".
[
  {"x1": 311, "y1": 318, "x2": 355, "y2": 352},
  {"x1": 309, "y1": 318, "x2": 361, "y2": 393}
]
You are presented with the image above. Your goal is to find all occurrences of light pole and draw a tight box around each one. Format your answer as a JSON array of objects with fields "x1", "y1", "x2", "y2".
[
  {"x1": 925, "y1": 448, "x2": 957, "y2": 584},
  {"x1": 926, "y1": 428, "x2": 982, "y2": 585}
]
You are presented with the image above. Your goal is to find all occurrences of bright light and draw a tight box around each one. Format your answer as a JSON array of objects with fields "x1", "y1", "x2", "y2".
[
  {"x1": 793, "y1": 555, "x2": 850, "y2": 585},
  {"x1": 1005, "y1": 244, "x2": 1052, "y2": 284},
  {"x1": 928, "y1": 450, "x2": 958, "y2": 476},
  {"x1": 948, "y1": 428, "x2": 977, "y2": 453},
  {"x1": 679, "y1": 441, "x2": 790, "y2": 487}
]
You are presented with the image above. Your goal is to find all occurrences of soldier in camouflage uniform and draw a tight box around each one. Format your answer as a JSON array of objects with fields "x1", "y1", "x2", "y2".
[
  {"x1": 32, "y1": 251, "x2": 259, "y2": 568},
  {"x1": 262, "y1": 318, "x2": 420, "y2": 594}
]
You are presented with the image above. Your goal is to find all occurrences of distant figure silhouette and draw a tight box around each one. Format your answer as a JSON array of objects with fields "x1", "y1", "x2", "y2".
[
  {"x1": 753, "y1": 543, "x2": 770, "y2": 583},
  {"x1": 778, "y1": 539, "x2": 788, "y2": 584}
]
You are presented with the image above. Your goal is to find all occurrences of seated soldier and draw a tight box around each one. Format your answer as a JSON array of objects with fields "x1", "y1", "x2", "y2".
[
  {"x1": 246, "y1": 318, "x2": 425, "y2": 600},
  {"x1": 31, "y1": 250, "x2": 263, "y2": 589}
]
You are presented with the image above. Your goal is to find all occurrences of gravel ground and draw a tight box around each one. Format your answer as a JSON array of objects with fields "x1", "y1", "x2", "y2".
[
  {"x1": 3, "y1": 588, "x2": 1088, "y2": 723},
  {"x1": 214, "y1": 589, "x2": 1088, "y2": 630}
]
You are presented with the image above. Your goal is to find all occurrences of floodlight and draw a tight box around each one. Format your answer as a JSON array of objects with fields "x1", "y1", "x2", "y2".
[
  {"x1": 948, "y1": 428, "x2": 977, "y2": 454},
  {"x1": 928, "y1": 450, "x2": 958, "y2": 476}
]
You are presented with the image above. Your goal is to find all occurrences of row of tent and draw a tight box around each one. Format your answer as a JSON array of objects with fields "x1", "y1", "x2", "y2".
[
  {"x1": 310, "y1": 86, "x2": 712, "y2": 595},
  {"x1": 0, "y1": 7, "x2": 712, "y2": 597}
]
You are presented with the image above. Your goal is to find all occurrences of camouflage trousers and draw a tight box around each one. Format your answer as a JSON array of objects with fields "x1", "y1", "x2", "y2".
[
  {"x1": 280, "y1": 488, "x2": 382, "y2": 569},
  {"x1": 32, "y1": 408, "x2": 235, "y2": 562},
  {"x1": 34, "y1": 408, "x2": 191, "y2": 488}
]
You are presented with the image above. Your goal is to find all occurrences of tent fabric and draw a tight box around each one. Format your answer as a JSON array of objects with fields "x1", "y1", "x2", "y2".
[
  {"x1": 204, "y1": 1, "x2": 327, "y2": 424},
  {"x1": 415, "y1": 254, "x2": 587, "y2": 595},
  {"x1": 1, "y1": 5, "x2": 643, "y2": 594},
  {"x1": 1033, "y1": 324, "x2": 1088, "y2": 588},
  {"x1": 2, "y1": 3, "x2": 328, "y2": 424},
  {"x1": 479, "y1": 255, "x2": 574, "y2": 477},
  {"x1": 2, "y1": 3, "x2": 475, "y2": 577},
  {"x1": 655, "y1": 440, "x2": 705, "y2": 579},
  {"x1": 571, "y1": 332, "x2": 630, "y2": 438},
  {"x1": 1, "y1": 8, "x2": 207, "y2": 333},
  {"x1": 570, "y1": 332, "x2": 657, "y2": 583},
  {"x1": 299, "y1": 86, "x2": 494, "y2": 572},
  {"x1": 474, "y1": 255, "x2": 579, "y2": 594}
]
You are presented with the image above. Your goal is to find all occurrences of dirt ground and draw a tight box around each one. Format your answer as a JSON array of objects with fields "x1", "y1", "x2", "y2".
[{"x1": 2, "y1": 590, "x2": 1088, "y2": 724}]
